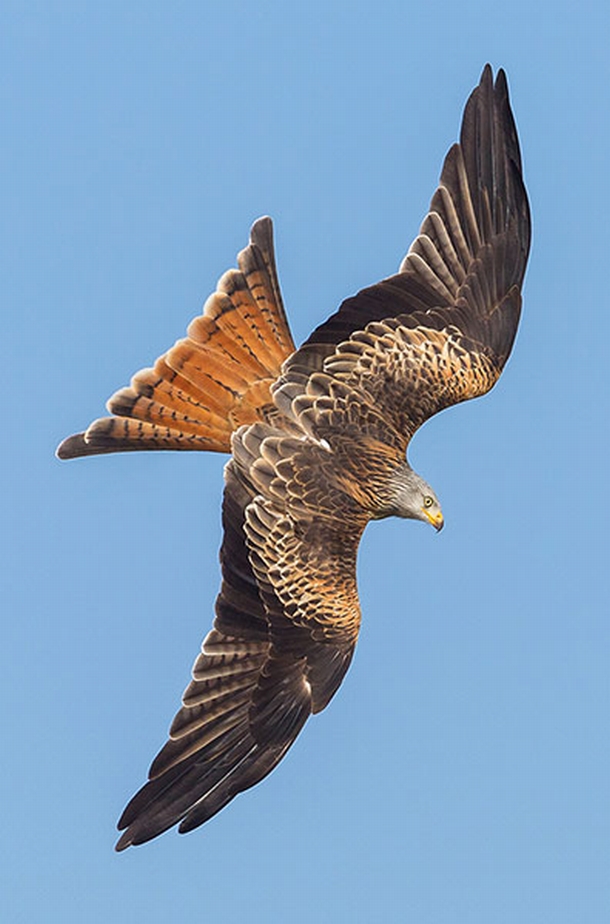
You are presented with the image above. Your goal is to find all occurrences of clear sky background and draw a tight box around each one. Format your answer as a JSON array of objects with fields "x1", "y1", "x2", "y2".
[{"x1": 3, "y1": 2, "x2": 609, "y2": 922}]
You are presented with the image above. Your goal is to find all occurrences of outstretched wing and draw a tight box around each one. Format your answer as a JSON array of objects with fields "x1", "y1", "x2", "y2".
[
  {"x1": 116, "y1": 439, "x2": 365, "y2": 849},
  {"x1": 61, "y1": 65, "x2": 530, "y2": 849},
  {"x1": 57, "y1": 217, "x2": 295, "y2": 460},
  {"x1": 278, "y1": 66, "x2": 530, "y2": 449}
]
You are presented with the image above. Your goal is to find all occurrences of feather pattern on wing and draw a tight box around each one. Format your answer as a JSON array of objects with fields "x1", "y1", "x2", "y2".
[
  {"x1": 277, "y1": 65, "x2": 530, "y2": 447},
  {"x1": 115, "y1": 453, "x2": 362, "y2": 849},
  {"x1": 58, "y1": 67, "x2": 530, "y2": 849}
]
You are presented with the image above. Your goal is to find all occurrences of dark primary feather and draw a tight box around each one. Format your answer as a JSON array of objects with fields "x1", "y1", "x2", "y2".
[
  {"x1": 116, "y1": 465, "x2": 303, "y2": 848},
  {"x1": 58, "y1": 66, "x2": 530, "y2": 849},
  {"x1": 116, "y1": 457, "x2": 361, "y2": 849},
  {"x1": 280, "y1": 65, "x2": 530, "y2": 448}
]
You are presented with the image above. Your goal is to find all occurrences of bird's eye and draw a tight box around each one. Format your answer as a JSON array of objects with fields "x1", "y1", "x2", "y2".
[{"x1": 423, "y1": 495, "x2": 434, "y2": 508}]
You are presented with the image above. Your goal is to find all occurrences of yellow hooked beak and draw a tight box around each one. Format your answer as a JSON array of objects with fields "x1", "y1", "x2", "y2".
[{"x1": 424, "y1": 509, "x2": 444, "y2": 532}]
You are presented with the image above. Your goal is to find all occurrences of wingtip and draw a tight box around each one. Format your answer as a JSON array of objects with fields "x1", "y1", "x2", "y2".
[
  {"x1": 494, "y1": 67, "x2": 509, "y2": 101},
  {"x1": 476, "y1": 63, "x2": 510, "y2": 97},
  {"x1": 114, "y1": 830, "x2": 133, "y2": 852}
]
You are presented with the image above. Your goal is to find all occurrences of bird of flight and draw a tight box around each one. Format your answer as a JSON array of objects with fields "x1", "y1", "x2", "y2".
[{"x1": 58, "y1": 65, "x2": 530, "y2": 850}]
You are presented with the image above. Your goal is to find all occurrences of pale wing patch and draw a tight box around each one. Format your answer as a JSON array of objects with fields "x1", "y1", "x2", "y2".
[{"x1": 322, "y1": 320, "x2": 498, "y2": 443}]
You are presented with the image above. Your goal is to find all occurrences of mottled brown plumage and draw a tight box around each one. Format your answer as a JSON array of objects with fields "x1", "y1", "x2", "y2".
[{"x1": 58, "y1": 66, "x2": 530, "y2": 849}]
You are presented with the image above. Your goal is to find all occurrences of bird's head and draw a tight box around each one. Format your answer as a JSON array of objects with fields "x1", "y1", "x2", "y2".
[{"x1": 386, "y1": 464, "x2": 444, "y2": 531}]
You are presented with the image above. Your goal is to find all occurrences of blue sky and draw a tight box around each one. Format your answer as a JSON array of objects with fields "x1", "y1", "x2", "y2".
[{"x1": 3, "y1": 1, "x2": 609, "y2": 922}]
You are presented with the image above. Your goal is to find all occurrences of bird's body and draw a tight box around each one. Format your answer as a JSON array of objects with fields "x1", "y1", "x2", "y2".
[{"x1": 58, "y1": 66, "x2": 530, "y2": 849}]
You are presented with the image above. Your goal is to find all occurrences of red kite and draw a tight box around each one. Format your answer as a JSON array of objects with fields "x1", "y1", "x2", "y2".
[{"x1": 58, "y1": 66, "x2": 530, "y2": 849}]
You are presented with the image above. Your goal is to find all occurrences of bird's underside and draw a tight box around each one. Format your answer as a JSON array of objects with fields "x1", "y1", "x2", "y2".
[{"x1": 57, "y1": 65, "x2": 530, "y2": 850}]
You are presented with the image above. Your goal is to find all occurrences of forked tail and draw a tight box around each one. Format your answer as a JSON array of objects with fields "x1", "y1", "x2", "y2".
[{"x1": 57, "y1": 218, "x2": 295, "y2": 459}]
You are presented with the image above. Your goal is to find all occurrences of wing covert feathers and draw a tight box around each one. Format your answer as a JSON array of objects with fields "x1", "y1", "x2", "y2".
[
  {"x1": 57, "y1": 217, "x2": 294, "y2": 459},
  {"x1": 116, "y1": 461, "x2": 358, "y2": 849},
  {"x1": 279, "y1": 65, "x2": 530, "y2": 446},
  {"x1": 58, "y1": 67, "x2": 530, "y2": 847}
]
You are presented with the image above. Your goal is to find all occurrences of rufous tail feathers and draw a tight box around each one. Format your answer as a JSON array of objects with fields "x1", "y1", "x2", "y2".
[{"x1": 57, "y1": 218, "x2": 295, "y2": 459}]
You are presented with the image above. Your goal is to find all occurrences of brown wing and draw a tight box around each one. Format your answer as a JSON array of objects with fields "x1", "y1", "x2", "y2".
[
  {"x1": 57, "y1": 217, "x2": 295, "y2": 460},
  {"x1": 277, "y1": 66, "x2": 530, "y2": 448},
  {"x1": 67, "y1": 66, "x2": 529, "y2": 850},
  {"x1": 116, "y1": 435, "x2": 366, "y2": 849}
]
